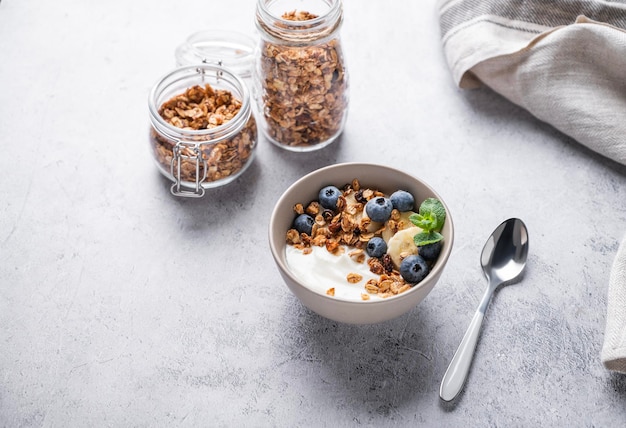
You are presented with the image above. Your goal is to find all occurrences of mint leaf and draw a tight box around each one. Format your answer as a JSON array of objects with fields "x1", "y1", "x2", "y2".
[
  {"x1": 409, "y1": 198, "x2": 446, "y2": 247},
  {"x1": 414, "y1": 231, "x2": 444, "y2": 247},
  {"x1": 421, "y1": 198, "x2": 446, "y2": 232},
  {"x1": 409, "y1": 198, "x2": 446, "y2": 232},
  {"x1": 409, "y1": 212, "x2": 436, "y2": 231}
]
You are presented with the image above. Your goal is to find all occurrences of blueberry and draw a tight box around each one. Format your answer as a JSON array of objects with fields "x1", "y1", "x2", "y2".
[
  {"x1": 366, "y1": 237, "x2": 387, "y2": 258},
  {"x1": 318, "y1": 185, "x2": 341, "y2": 210},
  {"x1": 293, "y1": 214, "x2": 315, "y2": 235},
  {"x1": 390, "y1": 190, "x2": 414, "y2": 212},
  {"x1": 365, "y1": 197, "x2": 393, "y2": 223},
  {"x1": 419, "y1": 241, "x2": 442, "y2": 262},
  {"x1": 399, "y1": 255, "x2": 430, "y2": 284}
]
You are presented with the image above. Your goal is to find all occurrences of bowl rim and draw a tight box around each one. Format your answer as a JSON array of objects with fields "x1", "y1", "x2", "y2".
[{"x1": 268, "y1": 162, "x2": 454, "y2": 305}]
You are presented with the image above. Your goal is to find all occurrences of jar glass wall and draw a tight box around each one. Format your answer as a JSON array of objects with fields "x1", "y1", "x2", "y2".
[
  {"x1": 148, "y1": 65, "x2": 257, "y2": 197},
  {"x1": 254, "y1": 0, "x2": 349, "y2": 152}
]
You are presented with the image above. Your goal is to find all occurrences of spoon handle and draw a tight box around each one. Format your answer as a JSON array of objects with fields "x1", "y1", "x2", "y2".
[{"x1": 439, "y1": 308, "x2": 485, "y2": 402}]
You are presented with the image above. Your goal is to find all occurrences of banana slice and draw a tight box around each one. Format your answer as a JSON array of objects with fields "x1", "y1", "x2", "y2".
[
  {"x1": 361, "y1": 213, "x2": 382, "y2": 233},
  {"x1": 345, "y1": 192, "x2": 381, "y2": 233},
  {"x1": 386, "y1": 226, "x2": 421, "y2": 269},
  {"x1": 344, "y1": 192, "x2": 358, "y2": 207},
  {"x1": 382, "y1": 211, "x2": 418, "y2": 242}
]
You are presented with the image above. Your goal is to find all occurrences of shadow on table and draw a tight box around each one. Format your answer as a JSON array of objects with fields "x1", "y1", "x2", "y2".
[
  {"x1": 150, "y1": 159, "x2": 263, "y2": 232},
  {"x1": 609, "y1": 372, "x2": 626, "y2": 395},
  {"x1": 462, "y1": 87, "x2": 626, "y2": 177},
  {"x1": 282, "y1": 302, "x2": 444, "y2": 413}
]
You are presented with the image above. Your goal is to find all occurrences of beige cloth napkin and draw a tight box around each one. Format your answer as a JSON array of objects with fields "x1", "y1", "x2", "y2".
[
  {"x1": 603, "y1": 235, "x2": 626, "y2": 373},
  {"x1": 438, "y1": 0, "x2": 626, "y2": 166},
  {"x1": 437, "y1": 0, "x2": 626, "y2": 373}
]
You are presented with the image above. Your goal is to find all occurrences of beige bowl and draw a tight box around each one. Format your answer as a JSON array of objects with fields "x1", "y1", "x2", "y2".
[{"x1": 269, "y1": 163, "x2": 454, "y2": 324}]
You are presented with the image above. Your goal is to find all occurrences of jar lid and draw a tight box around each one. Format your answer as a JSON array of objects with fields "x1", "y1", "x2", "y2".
[{"x1": 175, "y1": 30, "x2": 256, "y2": 78}]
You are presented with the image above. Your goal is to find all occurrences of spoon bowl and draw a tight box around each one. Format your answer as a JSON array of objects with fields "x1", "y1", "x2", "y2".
[
  {"x1": 481, "y1": 218, "x2": 529, "y2": 286},
  {"x1": 440, "y1": 218, "x2": 529, "y2": 402}
]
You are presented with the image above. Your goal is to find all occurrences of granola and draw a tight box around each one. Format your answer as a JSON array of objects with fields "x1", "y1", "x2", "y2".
[
  {"x1": 150, "y1": 83, "x2": 257, "y2": 184},
  {"x1": 258, "y1": 10, "x2": 348, "y2": 148},
  {"x1": 286, "y1": 179, "x2": 414, "y2": 298}
]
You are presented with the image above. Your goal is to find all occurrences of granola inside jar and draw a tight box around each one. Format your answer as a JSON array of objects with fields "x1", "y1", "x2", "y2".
[
  {"x1": 148, "y1": 64, "x2": 257, "y2": 197},
  {"x1": 254, "y1": 0, "x2": 349, "y2": 152}
]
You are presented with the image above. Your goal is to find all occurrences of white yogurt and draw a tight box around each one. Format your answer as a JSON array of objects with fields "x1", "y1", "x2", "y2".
[{"x1": 285, "y1": 245, "x2": 385, "y2": 301}]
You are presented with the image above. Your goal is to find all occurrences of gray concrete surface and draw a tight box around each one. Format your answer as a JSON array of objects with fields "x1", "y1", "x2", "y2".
[{"x1": 1, "y1": 0, "x2": 626, "y2": 426}]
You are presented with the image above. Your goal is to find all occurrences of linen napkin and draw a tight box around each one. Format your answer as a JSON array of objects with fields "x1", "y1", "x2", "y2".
[
  {"x1": 438, "y1": 0, "x2": 626, "y2": 166},
  {"x1": 437, "y1": 0, "x2": 626, "y2": 373},
  {"x1": 602, "y1": 235, "x2": 626, "y2": 373}
]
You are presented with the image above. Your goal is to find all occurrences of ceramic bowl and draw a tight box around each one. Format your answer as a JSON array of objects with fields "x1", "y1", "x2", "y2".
[{"x1": 268, "y1": 162, "x2": 454, "y2": 324}]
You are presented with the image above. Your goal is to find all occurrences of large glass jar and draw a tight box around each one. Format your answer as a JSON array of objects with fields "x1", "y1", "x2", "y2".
[
  {"x1": 148, "y1": 64, "x2": 257, "y2": 197},
  {"x1": 254, "y1": 0, "x2": 349, "y2": 152}
]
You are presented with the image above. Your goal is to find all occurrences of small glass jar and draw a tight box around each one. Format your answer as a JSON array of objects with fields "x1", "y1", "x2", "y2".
[
  {"x1": 254, "y1": 0, "x2": 349, "y2": 152},
  {"x1": 175, "y1": 30, "x2": 256, "y2": 78},
  {"x1": 148, "y1": 64, "x2": 257, "y2": 197}
]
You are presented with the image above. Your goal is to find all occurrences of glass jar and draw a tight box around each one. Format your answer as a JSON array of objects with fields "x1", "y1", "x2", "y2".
[
  {"x1": 254, "y1": 0, "x2": 349, "y2": 152},
  {"x1": 175, "y1": 30, "x2": 256, "y2": 78},
  {"x1": 148, "y1": 64, "x2": 257, "y2": 197}
]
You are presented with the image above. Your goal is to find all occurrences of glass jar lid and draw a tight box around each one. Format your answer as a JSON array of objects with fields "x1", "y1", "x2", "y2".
[{"x1": 175, "y1": 30, "x2": 256, "y2": 78}]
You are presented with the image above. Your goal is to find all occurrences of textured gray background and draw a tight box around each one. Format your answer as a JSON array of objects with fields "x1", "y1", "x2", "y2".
[{"x1": 1, "y1": 0, "x2": 626, "y2": 426}]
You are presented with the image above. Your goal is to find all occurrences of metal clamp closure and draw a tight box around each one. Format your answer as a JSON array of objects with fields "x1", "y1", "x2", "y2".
[
  {"x1": 197, "y1": 59, "x2": 223, "y2": 82},
  {"x1": 170, "y1": 141, "x2": 206, "y2": 198}
]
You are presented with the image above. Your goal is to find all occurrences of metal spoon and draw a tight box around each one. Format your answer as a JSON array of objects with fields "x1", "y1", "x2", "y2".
[{"x1": 439, "y1": 218, "x2": 529, "y2": 402}]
